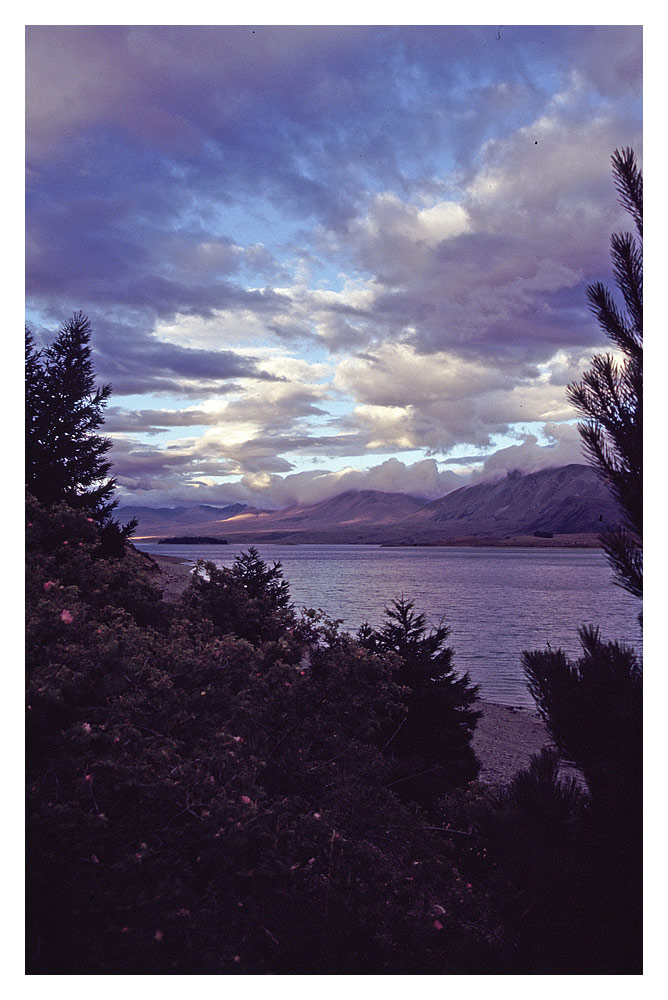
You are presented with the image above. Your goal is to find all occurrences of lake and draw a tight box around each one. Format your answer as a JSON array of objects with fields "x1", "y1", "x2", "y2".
[{"x1": 136, "y1": 542, "x2": 642, "y2": 708}]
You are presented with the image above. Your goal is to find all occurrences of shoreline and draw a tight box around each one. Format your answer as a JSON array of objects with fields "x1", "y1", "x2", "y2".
[
  {"x1": 471, "y1": 701, "x2": 555, "y2": 785},
  {"x1": 135, "y1": 534, "x2": 602, "y2": 549}
]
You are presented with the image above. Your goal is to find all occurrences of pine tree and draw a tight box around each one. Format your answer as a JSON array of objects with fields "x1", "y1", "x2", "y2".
[
  {"x1": 525, "y1": 149, "x2": 643, "y2": 823},
  {"x1": 25, "y1": 313, "x2": 117, "y2": 521},
  {"x1": 25, "y1": 328, "x2": 48, "y2": 496},
  {"x1": 497, "y1": 150, "x2": 644, "y2": 972},
  {"x1": 181, "y1": 547, "x2": 297, "y2": 644},
  {"x1": 231, "y1": 546, "x2": 292, "y2": 610},
  {"x1": 567, "y1": 147, "x2": 642, "y2": 597},
  {"x1": 358, "y1": 596, "x2": 480, "y2": 795}
]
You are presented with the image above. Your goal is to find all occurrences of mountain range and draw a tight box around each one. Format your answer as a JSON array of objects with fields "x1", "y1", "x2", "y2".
[{"x1": 121, "y1": 464, "x2": 621, "y2": 547}]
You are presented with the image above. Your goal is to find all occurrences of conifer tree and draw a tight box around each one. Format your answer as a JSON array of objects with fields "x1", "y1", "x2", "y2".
[
  {"x1": 498, "y1": 150, "x2": 644, "y2": 973},
  {"x1": 181, "y1": 547, "x2": 296, "y2": 644},
  {"x1": 567, "y1": 147, "x2": 642, "y2": 597},
  {"x1": 524, "y1": 149, "x2": 643, "y2": 797},
  {"x1": 25, "y1": 313, "x2": 117, "y2": 521},
  {"x1": 358, "y1": 597, "x2": 480, "y2": 794},
  {"x1": 25, "y1": 328, "x2": 48, "y2": 495},
  {"x1": 231, "y1": 545, "x2": 292, "y2": 610}
]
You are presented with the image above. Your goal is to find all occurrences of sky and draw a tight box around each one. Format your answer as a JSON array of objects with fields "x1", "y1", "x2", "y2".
[{"x1": 25, "y1": 23, "x2": 643, "y2": 510}]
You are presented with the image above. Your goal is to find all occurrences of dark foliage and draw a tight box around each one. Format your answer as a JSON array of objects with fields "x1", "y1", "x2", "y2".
[
  {"x1": 471, "y1": 750, "x2": 611, "y2": 974},
  {"x1": 567, "y1": 147, "x2": 642, "y2": 597},
  {"x1": 524, "y1": 627, "x2": 642, "y2": 826},
  {"x1": 473, "y1": 732, "x2": 641, "y2": 973},
  {"x1": 358, "y1": 597, "x2": 480, "y2": 803},
  {"x1": 179, "y1": 547, "x2": 296, "y2": 644},
  {"x1": 98, "y1": 517, "x2": 140, "y2": 559},
  {"x1": 468, "y1": 150, "x2": 643, "y2": 975},
  {"x1": 26, "y1": 500, "x2": 492, "y2": 974},
  {"x1": 520, "y1": 627, "x2": 642, "y2": 970},
  {"x1": 25, "y1": 312, "x2": 136, "y2": 543}
]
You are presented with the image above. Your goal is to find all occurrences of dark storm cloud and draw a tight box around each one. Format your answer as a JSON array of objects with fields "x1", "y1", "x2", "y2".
[
  {"x1": 29, "y1": 306, "x2": 285, "y2": 397},
  {"x1": 28, "y1": 191, "x2": 293, "y2": 319},
  {"x1": 27, "y1": 25, "x2": 640, "y2": 311},
  {"x1": 104, "y1": 407, "x2": 222, "y2": 435},
  {"x1": 26, "y1": 26, "x2": 641, "y2": 326},
  {"x1": 99, "y1": 329, "x2": 281, "y2": 390}
]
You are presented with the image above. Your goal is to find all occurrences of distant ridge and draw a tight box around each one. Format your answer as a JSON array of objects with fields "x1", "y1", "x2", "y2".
[
  {"x1": 125, "y1": 466, "x2": 622, "y2": 545},
  {"x1": 263, "y1": 489, "x2": 427, "y2": 527},
  {"x1": 118, "y1": 502, "x2": 253, "y2": 524},
  {"x1": 400, "y1": 464, "x2": 621, "y2": 538}
]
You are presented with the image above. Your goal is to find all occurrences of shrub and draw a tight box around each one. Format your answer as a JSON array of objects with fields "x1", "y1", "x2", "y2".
[
  {"x1": 26, "y1": 503, "x2": 492, "y2": 973},
  {"x1": 178, "y1": 547, "x2": 297, "y2": 645}
]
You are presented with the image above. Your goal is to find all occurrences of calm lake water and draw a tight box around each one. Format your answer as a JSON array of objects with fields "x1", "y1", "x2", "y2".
[{"x1": 136, "y1": 543, "x2": 642, "y2": 708}]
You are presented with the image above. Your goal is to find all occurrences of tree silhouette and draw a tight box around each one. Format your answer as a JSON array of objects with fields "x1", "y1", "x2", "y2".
[
  {"x1": 493, "y1": 150, "x2": 644, "y2": 973},
  {"x1": 567, "y1": 147, "x2": 642, "y2": 597},
  {"x1": 358, "y1": 596, "x2": 480, "y2": 796},
  {"x1": 25, "y1": 327, "x2": 47, "y2": 497},
  {"x1": 181, "y1": 547, "x2": 296, "y2": 644},
  {"x1": 25, "y1": 313, "x2": 117, "y2": 521}
]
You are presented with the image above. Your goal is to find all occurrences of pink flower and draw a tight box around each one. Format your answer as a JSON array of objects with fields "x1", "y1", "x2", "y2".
[
  {"x1": 154, "y1": 930, "x2": 164, "y2": 942},
  {"x1": 433, "y1": 920, "x2": 443, "y2": 931},
  {"x1": 82, "y1": 723, "x2": 92, "y2": 734},
  {"x1": 241, "y1": 795, "x2": 252, "y2": 805},
  {"x1": 63, "y1": 540, "x2": 68, "y2": 545},
  {"x1": 43, "y1": 581, "x2": 56, "y2": 591},
  {"x1": 60, "y1": 609, "x2": 74, "y2": 624},
  {"x1": 85, "y1": 774, "x2": 93, "y2": 783}
]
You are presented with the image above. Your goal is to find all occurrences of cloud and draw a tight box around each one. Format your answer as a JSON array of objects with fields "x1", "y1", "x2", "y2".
[
  {"x1": 28, "y1": 313, "x2": 283, "y2": 397},
  {"x1": 470, "y1": 423, "x2": 585, "y2": 483},
  {"x1": 25, "y1": 26, "x2": 641, "y2": 506},
  {"x1": 104, "y1": 407, "x2": 222, "y2": 435},
  {"x1": 319, "y1": 100, "x2": 641, "y2": 367},
  {"x1": 113, "y1": 452, "x2": 468, "y2": 510},
  {"x1": 334, "y1": 343, "x2": 581, "y2": 453}
]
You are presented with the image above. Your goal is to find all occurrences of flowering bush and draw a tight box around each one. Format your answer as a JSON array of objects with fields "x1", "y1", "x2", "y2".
[{"x1": 26, "y1": 496, "x2": 492, "y2": 974}]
